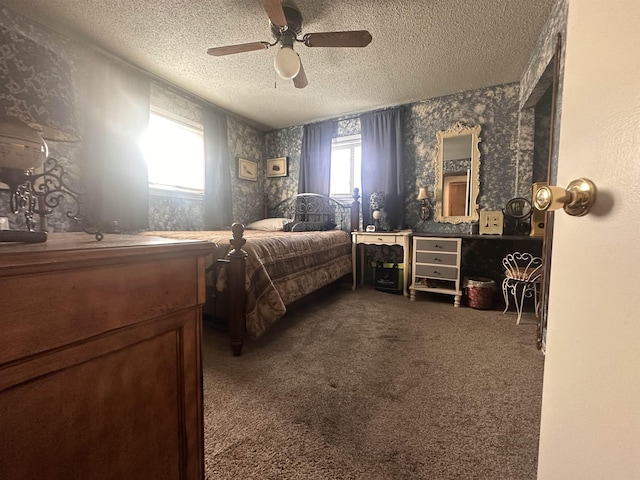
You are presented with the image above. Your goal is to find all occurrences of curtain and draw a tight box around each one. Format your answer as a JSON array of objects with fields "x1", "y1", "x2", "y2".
[
  {"x1": 83, "y1": 53, "x2": 150, "y2": 231},
  {"x1": 203, "y1": 108, "x2": 232, "y2": 229},
  {"x1": 360, "y1": 108, "x2": 404, "y2": 229},
  {"x1": 298, "y1": 121, "x2": 333, "y2": 195}
]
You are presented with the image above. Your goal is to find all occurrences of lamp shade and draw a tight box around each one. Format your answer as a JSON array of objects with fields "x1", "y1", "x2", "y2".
[
  {"x1": 417, "y1": 187, "x2": 429, "y2": 201},
  {"x1": 274, "y1": 46, "x2": 301, "y2": 80},
  {"x1": 0, "y1": 117, "x2": 47, "y2": 170},
  {"x1": 0, "y1": 25, "x2": 78, "y2": 142}
]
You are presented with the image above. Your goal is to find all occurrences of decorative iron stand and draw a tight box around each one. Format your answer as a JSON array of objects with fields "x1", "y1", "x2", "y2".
[{"x1": 1, "y1": 157, "x2": 107, "y2": 243}]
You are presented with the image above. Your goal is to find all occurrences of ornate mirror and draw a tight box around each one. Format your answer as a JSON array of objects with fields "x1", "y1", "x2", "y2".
[{"x1": 434, "y1": 122, "x2": 481, "y2": 224}]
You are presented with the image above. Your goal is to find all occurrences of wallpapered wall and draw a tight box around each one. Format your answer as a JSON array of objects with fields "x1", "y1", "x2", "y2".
[
  {"x1": 264, "y1": 83, "x2": 526, "y2": 236},
  {"x1": 0, "y1": 7, "x2": 85, "y2": 232},
  {"x1": 262, "y1": 84, "x2": 527, "y2": 266},
  {"x1": 0, "y1": 1, "x2": 566, "y2": 246},
  {"x1": 0, "y1": 5, "x2": 266, "y2": 232}
]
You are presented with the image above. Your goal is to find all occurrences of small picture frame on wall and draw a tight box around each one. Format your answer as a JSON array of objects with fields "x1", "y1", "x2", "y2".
[
  {"x1": 267, "y1": 157, "x2": 288, "y2": 178},
  {"x1": 238, "y1": 158, "x2": 258, "y2": 181}
]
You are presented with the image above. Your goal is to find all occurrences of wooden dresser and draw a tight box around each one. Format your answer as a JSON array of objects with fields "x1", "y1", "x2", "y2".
[{"x1": 0, "y1": 233, "x2": 214, "y2": 480}]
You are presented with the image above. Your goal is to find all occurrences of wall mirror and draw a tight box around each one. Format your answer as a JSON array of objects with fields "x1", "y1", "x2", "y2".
[{"x1": 434, "y1": 122, "x2": 481, "y2": 224}]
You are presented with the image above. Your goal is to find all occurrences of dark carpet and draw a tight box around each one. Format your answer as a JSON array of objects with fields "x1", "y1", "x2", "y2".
[{"x1": 202, "y1": 285, "x2": 544, "y2": 479}]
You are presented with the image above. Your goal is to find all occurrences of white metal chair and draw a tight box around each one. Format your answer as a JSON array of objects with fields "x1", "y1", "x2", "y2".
[{"x1": 502, "y1": 252, "x2": 543, "y2": 324}]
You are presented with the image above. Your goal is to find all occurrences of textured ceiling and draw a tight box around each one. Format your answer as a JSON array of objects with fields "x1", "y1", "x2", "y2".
[{"x1": 0, "y1": 0, "x2": 555, "y2": 131}]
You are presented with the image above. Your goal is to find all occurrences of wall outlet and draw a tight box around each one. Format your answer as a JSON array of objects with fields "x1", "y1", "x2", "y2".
[{"x1": 0, "y1": 217, "x2": 9, "y2": 230}]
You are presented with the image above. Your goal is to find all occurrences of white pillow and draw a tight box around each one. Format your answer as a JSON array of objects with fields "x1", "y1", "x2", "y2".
[{"x1": 245, "y1": 218, "x2": 291, "y2": 231}]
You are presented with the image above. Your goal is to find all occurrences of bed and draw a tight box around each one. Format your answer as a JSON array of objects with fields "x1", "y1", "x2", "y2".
[{"x1": 143, "y1": 191, "x2": 360, "y2": 355}]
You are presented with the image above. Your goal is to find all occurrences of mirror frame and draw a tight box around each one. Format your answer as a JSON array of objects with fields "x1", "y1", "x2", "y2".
[{"x1": 434, "y1": 122, "x2": 482, "y2": 224}]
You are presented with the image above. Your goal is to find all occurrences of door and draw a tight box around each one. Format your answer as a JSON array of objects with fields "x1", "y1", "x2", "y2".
[{"x1": 537, "y1": 1, "x2": 640, "y2": 478}]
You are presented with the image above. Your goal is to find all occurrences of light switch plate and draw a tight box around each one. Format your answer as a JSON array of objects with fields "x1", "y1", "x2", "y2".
[
  {"x1": 0, "y1": 217, "x2": 8, "y2": 230},
  {"x1": 479, "y1": 210, "x2": 503, "y2": 235}
]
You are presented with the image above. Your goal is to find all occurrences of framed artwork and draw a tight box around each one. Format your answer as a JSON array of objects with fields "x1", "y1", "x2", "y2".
[
  {"x1": 267, "y1": 157, "x2": 288, "y2": 178},
  {"x1": 238, "y1": 158, "x2": 258, "y2": 181}
]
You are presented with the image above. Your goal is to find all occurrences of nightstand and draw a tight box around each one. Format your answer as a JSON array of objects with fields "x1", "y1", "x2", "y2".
[
  {"x1": 410, "y1": 236, "x2": 462, "y2": 306},
  {"x1": 351, "y1": 230, "x2": 412, "y2": 296}
]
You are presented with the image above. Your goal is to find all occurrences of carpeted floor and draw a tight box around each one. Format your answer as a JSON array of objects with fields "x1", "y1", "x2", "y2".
[{"x1": 202, "y1": 285, "x2": 544, "y2": 479}]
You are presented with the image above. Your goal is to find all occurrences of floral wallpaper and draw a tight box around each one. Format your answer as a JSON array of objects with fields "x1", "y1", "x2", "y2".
[
  {"x1": 0, "y1": 0, "x2": 566, "y2": 263},
  {"x1": 263, "y1": 115, "x2": 362, "y2": 211},
  {"x1": 519, "y1": 0, "x2": 568, "y2": 189},
  {"x1": 148, "y1": 195, "x2": 204, "y2": 231},
  {"x1": 264, "y1": 83, "x2": 527, "y2": 237},
  {"x1": 227, "y1": 116, "x2": 266, "y2": 226},
  {"x1": 263, "y1": 125, "x2": 303, "y2": 211},
  {"x1": 0, "y1": 6, "x2": 267, "y2": 233},
  {"x1": 0, "y1": 6, "x2": 86, "y2": 232}
]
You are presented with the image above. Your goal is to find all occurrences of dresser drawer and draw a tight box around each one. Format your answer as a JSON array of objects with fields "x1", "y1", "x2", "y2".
[
  {"x1": 415, "y1": 264, "x2": 458, "y2": 280},
  {"x1": 415, "y1": 238, "x2": 458, "y2": 252},
  {"x1": 416, "y1": 251, "x2": 458, "y2": 266}
]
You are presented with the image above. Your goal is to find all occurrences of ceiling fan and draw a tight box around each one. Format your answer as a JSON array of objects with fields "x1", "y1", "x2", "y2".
[{"x1": 206, "y1": 0, "x2": 372, "y2": 89}]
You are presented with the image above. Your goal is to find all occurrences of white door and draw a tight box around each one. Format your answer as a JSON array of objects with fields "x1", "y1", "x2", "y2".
[{"x1": 537, "y1": 1, "x2": 640, "y2": 478}]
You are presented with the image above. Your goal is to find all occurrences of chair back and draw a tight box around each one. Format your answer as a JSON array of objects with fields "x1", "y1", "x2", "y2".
[{"x1": 503, "y1": 252, "x2": 543, "y2": 283}]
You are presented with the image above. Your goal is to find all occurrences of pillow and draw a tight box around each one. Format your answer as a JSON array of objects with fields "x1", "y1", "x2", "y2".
[
  {"x1": 245, "y1": 218, "x2": 292, "y2": 231},
  {"x1": 285, "y1": 220, "x2": 337, "y2": 232}
]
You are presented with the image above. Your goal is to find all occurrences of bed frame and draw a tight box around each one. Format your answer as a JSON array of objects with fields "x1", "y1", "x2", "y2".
[{"x1": 221, "y1": 189, "x2": 361, "y2": 356}]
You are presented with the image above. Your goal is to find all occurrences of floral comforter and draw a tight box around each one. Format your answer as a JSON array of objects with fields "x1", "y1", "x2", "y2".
[{"x1": 142, "y1": 229, "x2": 352, "y2": 339}]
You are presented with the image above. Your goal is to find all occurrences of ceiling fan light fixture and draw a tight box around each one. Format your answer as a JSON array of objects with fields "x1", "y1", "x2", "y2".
[{"x1": 274, "y1": 46, "x2": 300, "y2": 80}]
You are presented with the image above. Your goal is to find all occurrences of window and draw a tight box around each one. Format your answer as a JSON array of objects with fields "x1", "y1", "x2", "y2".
[
  {"x1": 142, "y1": 107, "x2": 205, "y2": 197},
  {"x1": 330, "y1": 134, "x2": 361, "y2": 202}
]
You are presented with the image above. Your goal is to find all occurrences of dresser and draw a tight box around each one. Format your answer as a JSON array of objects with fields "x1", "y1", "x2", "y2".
[
  {"x1": 410, "y1": 236, "x2": 462, "y2": 306},
  {"x1": 0, "y1": 233, "x2": 214, "y2": 480}
]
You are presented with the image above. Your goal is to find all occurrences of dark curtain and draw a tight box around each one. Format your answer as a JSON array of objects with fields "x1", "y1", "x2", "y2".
[
  {"x1": 360, "y1": 108, "x2": 404, "y2": 229},
  {"x1": 298, "y1": 121, "x2": 333, "y2": 195},
  {"x1": 203, "y1": 108, "x2": 232, "y2": 229},
  {"x1": 83, "y1": 53, "x2": 150, "y2": 231}
]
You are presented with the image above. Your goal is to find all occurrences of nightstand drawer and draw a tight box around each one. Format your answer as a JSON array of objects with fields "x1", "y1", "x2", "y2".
[
  {"x1": 415, "y1": 264, "x2": 458, "y2": 280},
  {"x1": 359, "y1": 234, "x2": 399, "y2": 244},
  {"x1": 415, "y1": 238, "x2": 458, "y2": 252},
  {"x1": 416, "y1": 251, "x2": 457, "y2": 266}
]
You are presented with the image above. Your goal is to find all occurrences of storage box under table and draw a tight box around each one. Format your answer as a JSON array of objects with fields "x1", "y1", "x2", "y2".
[{"x1": 370, "y1": 262, "x2": 404, "y2": 294}]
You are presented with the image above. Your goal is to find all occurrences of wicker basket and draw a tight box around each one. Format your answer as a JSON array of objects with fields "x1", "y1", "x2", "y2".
[{"x1": 464, "y1": 277, "x2": 496, "y2": 310}]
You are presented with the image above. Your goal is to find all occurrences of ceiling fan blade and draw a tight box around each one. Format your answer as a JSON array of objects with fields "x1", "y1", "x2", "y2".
[
  {"x1": 259, "y1": 0, "x2": 287, "y2": 28},
  {"x1": 293, "y1": 58, "x2": 308, "y2": 89},
  {"x1": 207, "y1": 42, "x2": 270, "y2": 56},
  {"x1": 303, "y1": 30, "x2": 372, "y2": 48}
]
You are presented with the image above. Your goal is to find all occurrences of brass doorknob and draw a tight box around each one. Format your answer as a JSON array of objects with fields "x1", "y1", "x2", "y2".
[{"x1": 533, "y1": 178, "x2": 597, "y2": 216}]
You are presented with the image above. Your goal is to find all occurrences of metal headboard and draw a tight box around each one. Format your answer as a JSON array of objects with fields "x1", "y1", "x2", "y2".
[{"x1": 269, "y1": 192, "x2": 359, "y2": 232}]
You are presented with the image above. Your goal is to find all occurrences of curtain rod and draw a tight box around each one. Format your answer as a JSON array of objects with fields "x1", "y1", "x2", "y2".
[{"x1": 300, "y1": 104, "x2": 405, "y2": 129}]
